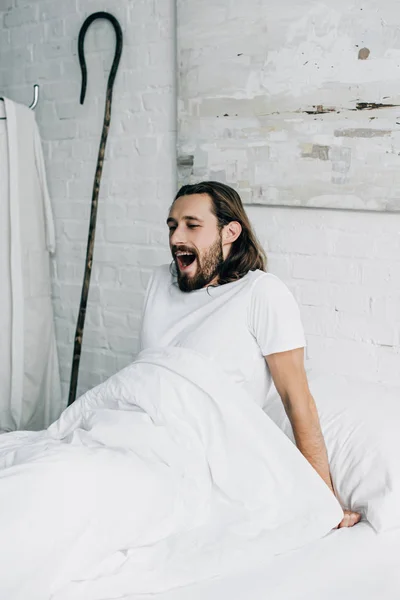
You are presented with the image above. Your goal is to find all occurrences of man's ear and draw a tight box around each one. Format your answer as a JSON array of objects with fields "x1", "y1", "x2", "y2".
[{"x1": 222, "y1": 221, "x2": 242, "y2": 246}]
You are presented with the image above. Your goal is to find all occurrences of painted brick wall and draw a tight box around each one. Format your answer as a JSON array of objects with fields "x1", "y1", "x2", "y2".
[
  {"x1": 0, "y1": 0, "x2": 176, "y2": 402},
  {"x1": 1, "y1": 0, "x2": 399, "y2": 403},
  {"x1": 248, "y1": 205, "x2": 400, "y2": 387}
]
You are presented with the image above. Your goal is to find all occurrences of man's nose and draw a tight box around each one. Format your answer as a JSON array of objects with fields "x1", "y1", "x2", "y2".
[{"x1": 170, "y1": 226, "x2": 186, "y2": 246}]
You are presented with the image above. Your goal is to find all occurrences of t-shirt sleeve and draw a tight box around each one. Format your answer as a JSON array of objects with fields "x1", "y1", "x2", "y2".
[{"x1": 248, "y1": 274, "x2": 306, "y2": 356}]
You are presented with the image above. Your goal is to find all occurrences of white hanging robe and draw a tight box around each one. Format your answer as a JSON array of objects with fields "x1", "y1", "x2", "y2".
[{"x1": 0, "y1": 97, "x2": 62, "y2": 432}]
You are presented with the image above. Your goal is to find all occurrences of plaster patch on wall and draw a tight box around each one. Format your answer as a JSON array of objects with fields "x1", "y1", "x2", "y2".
[
  {"x1": 301, "y1": 144, "x2": 330, "y2": 160},
  {"x1": 334, "y1": 129, "x2": 391, "y2": 138},
  {"x1": 358, "y1": 47, "x2": 371, "y2": 60},
  {"x1": 177, "y1": 0, "x2": 400, "y2": 212},
  {"x1": 177, "y1": 155, "x2": 194, "y2": 166}
]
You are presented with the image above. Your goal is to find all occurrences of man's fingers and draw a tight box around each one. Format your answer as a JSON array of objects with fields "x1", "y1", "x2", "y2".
[
  {"x1": 338, "y1": 510, "x2": 361, "y2": 528},
  {"x1": 337, "y1": 514, "x2": 350, "y2": 529}
]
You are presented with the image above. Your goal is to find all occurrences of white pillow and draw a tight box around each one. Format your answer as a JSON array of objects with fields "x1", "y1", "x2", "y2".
[{"x1": 264, "y1": 374, "x2": 400, "y2": 532}]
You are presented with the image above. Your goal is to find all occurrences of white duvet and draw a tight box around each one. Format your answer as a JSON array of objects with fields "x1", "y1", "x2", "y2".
[{"x1": 0, "y1": 347, "x2": 343, "y2": 600}]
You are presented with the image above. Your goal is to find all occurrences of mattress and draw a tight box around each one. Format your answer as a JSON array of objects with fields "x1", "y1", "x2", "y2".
[{"x1": 125, "y1": 522, "x2": 400, "y2": 600}]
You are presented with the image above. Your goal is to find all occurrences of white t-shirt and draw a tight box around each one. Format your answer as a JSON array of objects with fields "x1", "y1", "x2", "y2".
[{"x1": 139, "y1": 264, "x2": 306, "y2": 408}]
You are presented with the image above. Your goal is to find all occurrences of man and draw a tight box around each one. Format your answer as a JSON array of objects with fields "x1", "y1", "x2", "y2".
[{"x1": 139, "y1": 181, "x2": 361, "y2": 529}]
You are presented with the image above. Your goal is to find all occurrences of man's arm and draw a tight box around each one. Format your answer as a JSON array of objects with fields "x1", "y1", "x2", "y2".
[{"x1": 265, "y1": 347, "x2": 360, "y2": 529}]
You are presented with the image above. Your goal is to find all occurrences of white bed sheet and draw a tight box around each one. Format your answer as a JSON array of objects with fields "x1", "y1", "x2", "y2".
[{"x1": 126, "y1": 522, "x2": 400, "y2": 600}]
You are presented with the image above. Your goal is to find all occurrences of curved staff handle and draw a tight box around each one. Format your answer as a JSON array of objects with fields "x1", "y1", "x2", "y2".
[
  {"x1": 68, "y1": 12, "x2": 123, "y2": 406},
  {"x1": 29, "y1": 84, "x2": 39, "y2": 109}
]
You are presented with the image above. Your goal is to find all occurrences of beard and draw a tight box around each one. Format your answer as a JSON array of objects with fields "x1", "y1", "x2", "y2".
[{"x1": 173, "y1": 236, "x2": 224, "y2": 293}]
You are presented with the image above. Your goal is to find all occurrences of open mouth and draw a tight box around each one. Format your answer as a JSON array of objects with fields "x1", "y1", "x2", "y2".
[{"x1": 175, "y1": 251, "x2": 197, "y2": 271}]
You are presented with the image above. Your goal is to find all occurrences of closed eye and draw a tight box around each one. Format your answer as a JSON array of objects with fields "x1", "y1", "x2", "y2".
[{"x1": 168, "y1": 224, "x2": 200, "y2": 233}]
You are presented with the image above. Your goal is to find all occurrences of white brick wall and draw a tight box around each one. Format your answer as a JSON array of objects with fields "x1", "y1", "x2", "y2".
[
  {"x1": 0, "y1": 0, "x2": 176, "y2": 402},
  {"x1": 249, "y1": 205, "x2": 400, "y2": 387},
  {"x1": 1, "y1": 0, "x2": 399, "y2": 402}
]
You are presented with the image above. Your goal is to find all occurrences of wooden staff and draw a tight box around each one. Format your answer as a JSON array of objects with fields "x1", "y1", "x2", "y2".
[{"x1": 68, "y1": 12, "x2": 123, "y2": 406}]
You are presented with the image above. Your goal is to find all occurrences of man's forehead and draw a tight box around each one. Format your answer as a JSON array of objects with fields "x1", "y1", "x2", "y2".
[{"x1": 168, "y1": 193, "x2": 214, "y2": 220}]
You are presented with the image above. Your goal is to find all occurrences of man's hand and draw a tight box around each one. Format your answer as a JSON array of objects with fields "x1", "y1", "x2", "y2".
[{"x1": 337, "y1": 509, "x2": 361, "y2": 528}]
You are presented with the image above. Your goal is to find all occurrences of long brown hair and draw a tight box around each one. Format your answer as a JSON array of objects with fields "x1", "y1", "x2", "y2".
[{"x1": 173, "y1": 181, "x2": 267, "y2": 285}]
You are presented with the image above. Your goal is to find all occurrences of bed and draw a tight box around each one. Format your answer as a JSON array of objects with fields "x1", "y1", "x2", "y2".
[
  {"x1": 1, "y1": 352, "x2": 399, "y2": 600},
  {"x1": 125, "y1": 521, "x2": 400, "y2": 600}
]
